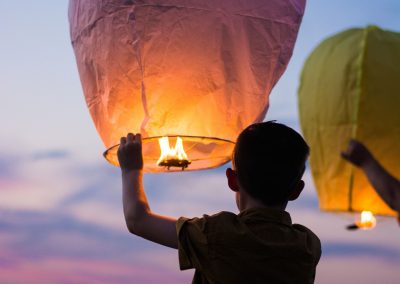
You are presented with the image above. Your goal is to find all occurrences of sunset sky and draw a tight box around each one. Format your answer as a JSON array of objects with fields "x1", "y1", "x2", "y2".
[{"x1": 1, "y1": 1, "x2": 400, "y2": 283}]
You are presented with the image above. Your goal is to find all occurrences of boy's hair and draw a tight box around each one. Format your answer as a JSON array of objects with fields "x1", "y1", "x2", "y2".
[{"x1": 233, "y1": 121, "x2": 309, "y2": 206}]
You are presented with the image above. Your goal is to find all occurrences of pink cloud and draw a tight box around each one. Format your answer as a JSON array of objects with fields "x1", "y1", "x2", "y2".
[
  {"x1": 317, "y1": 256, "x2": 400, "y2": 284},
  {"x1": 1, "y1": 151, "x2": 400, "y2": 284},
  {"x1": 0, "y1": 255, "x2": 191, "y2": 284}
]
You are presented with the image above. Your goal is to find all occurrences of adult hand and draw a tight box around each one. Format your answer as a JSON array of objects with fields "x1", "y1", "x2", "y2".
[
  {"x1": 341, "y1": 139, "x2": 374, "y2": 167},
  {"x1": 117, "y1": 133, "x2": 144, "y2": 171}
]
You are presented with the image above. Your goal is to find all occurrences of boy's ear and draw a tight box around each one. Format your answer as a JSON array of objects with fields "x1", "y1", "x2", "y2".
[
  {"x1": 288, "y1": 180, "x2": 305, "y2": 201},
  {"x1": 226, "y1": 168, "x2": 240, "y2": 192}
]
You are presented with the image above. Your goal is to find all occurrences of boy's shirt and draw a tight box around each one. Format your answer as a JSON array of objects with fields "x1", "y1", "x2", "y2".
[{"x1": 177, "y1": 207, "x2": 321, "y2": 284}]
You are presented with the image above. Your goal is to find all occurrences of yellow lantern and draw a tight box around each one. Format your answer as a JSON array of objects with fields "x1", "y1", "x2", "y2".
[
  {"x1": 69, "y1": 0, "x2": 305, "y2": 172},
  {"x1": 298, "y1": 26, "x2": 400, "y2": 219}
]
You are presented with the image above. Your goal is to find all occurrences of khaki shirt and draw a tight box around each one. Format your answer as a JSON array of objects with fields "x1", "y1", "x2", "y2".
[{"x1": 177, "y1": 208, "x2": 321, "y2": 284}]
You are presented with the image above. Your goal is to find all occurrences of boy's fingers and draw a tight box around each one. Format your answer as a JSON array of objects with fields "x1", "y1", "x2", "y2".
[
  {"x1": 127, "y1": 133, "x2": 134, "y2": 143},
  {"x1": 135, "y1": 133, "x2": 142, "y2": 144},
  {"x1": 120, "y1": 136, "x2": 127, "y2": 145}
]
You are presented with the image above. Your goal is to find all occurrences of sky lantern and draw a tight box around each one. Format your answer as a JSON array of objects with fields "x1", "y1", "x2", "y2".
[
  {"x1": 69, "y1": 0, "x2": 305, "y2": 172},
  {"x1": 298, "y1": 26, "x2": 400, "y2": 227}
]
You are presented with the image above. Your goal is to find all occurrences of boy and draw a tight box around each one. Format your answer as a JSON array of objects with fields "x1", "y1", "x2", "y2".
[{"x1": 118, "y1": 121, "x2": 321, "y2": 284}]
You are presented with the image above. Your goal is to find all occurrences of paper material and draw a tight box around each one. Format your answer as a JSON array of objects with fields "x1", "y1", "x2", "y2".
[
  {"x1": 69, "y1": 0, "x2": 305, "y2": 171},
  {"x1": 298, "y1": 26, "x2": 400, "y2": 215}
]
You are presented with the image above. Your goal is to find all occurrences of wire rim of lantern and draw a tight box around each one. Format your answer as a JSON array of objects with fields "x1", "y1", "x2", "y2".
[{"x1": 103, "y1": 135, "x2": 236, "y2": 173}]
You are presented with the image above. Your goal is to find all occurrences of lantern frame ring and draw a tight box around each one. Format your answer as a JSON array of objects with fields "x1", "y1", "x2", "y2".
[{"x1": 103, "y1": 135, "x2": 236, "y2": 173}]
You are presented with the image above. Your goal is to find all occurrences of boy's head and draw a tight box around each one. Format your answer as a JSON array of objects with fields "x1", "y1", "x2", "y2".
[{"x1": 227, "y1": 121, "x2": 309, "y2": 208}]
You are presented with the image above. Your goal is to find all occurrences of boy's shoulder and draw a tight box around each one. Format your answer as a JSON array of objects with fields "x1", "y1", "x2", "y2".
[
  {"x1": 292, "y1": 223, "x2": 321, "y2": 242},
  {"x1": 292, "y1": 222, "x2": 321, "y2": 257},
  {"x1": 178, "y1": 208, "x2": 320, "y2": 243},
  {"x1": 176, "y1": 210, "x2": 237, "y2": 235}
]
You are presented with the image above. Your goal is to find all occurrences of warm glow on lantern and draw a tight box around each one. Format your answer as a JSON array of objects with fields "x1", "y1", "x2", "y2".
[
  {"x1": 157, "y1": 137, "x2": 191, "y2": 170},
  {"x1": 356, "y1": 211, "x2": 377, "y2": 230},
  {"x1": 70, "y1": 0, "x2": 305, "y2": 173}
]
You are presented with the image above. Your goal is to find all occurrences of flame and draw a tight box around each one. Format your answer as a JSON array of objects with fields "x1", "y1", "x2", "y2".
[
  {"x1": 356, "y1": 211, "x2": 377, "y2": 230},
  {"x1": 157, "y1": 137, "x2": 190, "y2": 169}
]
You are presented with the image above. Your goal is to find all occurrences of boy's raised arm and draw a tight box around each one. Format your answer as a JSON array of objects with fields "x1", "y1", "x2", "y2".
[{"x1": 118, "y1": 133, "x2": 178, "y2": 249}]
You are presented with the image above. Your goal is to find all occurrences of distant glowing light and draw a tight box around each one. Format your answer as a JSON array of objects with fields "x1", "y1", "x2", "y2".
[{"x1": 356, "y1": 211, "x2": 377, "y2": 230}]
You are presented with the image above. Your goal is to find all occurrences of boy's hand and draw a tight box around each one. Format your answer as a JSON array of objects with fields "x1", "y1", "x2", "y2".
[
  {"x1": 341, "y1": 139, "x2": 373, "y2": 168},
  {"x1": 118, "y1": 133, "x2": 144, "y2": 171}
]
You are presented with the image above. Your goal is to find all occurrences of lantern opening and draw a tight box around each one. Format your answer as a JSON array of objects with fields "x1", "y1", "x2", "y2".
[
  {"x1": 103, "y1": 135, "x2": 235, "y2": 173},
  {"x1": 157, "y1": 137, "x2": 191, "y2": 170}
]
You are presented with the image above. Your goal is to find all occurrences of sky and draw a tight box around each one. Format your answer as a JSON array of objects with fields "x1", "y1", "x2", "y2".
[{"x1": 1, "y1": 1, "x2": 400, "y2": 283}]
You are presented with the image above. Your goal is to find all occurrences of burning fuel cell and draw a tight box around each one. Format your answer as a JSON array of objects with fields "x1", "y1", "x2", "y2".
[{"x1": 157, "y1": 137, "x2": 191, "y2": 170}]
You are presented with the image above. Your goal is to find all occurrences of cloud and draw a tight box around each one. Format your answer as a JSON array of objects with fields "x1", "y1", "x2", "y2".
[
  {"x1": 0, "y1": 149, "x2": 71, "y2": 181},
  {"x1": 2, "y1": 207, "x2": 400, "y2": 284},
  {"x1": 31, "y1": 149, "x2": 70, "y2": 161},
  {"x1": 0, "y1": 208, "x2": 191, "y2": 284},
  {"x1": 142, "y1": 166, "x2": 237, "y2": 217},
  {"x1": 0, "y1": 142, "x2": 319, "y2": 231},
  {"x1": 316, "y1": 255, "x2": 400, "y2": 284},
  {"x1": 0, "y1": 149, "x2": 116, "y2": 212},
  {"x1": 323, "y1": 241, "x2": 400, "y2": 260},
  {"x1": 0, "y1": 256, "x2": 190, "y2": 284},
  {"x1": 1, "y1": 146, "x2": 400, "y2": 284},
  {"x1": 0, "y1": 154, "x2": 20, "y2": 179},
  {"x1": 0, "y1": 208, "x2": 176, "y2": 265}
]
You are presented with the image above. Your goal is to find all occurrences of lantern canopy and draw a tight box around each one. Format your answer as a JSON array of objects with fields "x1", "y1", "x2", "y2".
[
  {"x1": 69, "y1": 0, "x2": 305, "y2": 172},
  {"x1": 298, "y1": 26, "x2": 400, "y2": 216}
]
